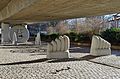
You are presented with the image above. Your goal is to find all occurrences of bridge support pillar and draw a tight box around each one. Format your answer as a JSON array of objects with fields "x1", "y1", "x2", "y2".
[{"x1": 1, "y1": 23, "x2": 10, "y2": 44}]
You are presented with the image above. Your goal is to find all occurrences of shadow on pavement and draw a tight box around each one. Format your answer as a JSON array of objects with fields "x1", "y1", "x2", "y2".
[
  {"x1": 69, "y1": 47, "x2": 90, "y2": 53},
  {"x1": 0, "y1": 58, "x2": 48, "y2": 65},
  {"x1": 29, "y1": 53, "x2": 46, "y2": 56},
  {"x1": 89, "y1": 60, "x2": 120, "y2": 69},
  {"x1": 0, "y1": 55, "x2": 120, "y2": 69},
  {"x1": 0, "y1": 55, "x2": 99, "y2": 65},
  {"x1": 47, "y1": 55, "x2": 100, "y2": 63}
]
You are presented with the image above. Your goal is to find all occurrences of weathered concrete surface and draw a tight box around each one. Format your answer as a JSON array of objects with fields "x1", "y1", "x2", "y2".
[
  {"x1": 0, "y1": 0, "x2": 11, "y2": 11},
  {"x1": 0, "y1": 0, "x2": 120, "y2": 23}
]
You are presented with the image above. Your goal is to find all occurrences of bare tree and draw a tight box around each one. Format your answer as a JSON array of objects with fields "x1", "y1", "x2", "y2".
[
  {"x1": 55, "y1": 21, "x2": 69, "y2": 34},
  {"x1": 47, "y1": 26, "x2": 55, "y2": 34},
  {"x1": 85, "y1": 16, "x2": 104, "y2": 34}
]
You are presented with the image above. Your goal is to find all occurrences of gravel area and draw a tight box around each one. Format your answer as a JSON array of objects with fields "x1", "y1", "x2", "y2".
[{"x1": 0, "y1": 48, "x2": 120, "y2": 79}]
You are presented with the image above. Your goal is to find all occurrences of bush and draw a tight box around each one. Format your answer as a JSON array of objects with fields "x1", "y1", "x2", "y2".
[
  {"x1": 40, "y1": 33, "x2": 48, "y2": 41},
  {"x1": 48, "y1": 33, "x2": 60, "y2": 41},
  {"x1": 64, "y1": 32, "x2": 91, "y2": 43},
  {"x1": 76, "y1": 33, "x2": 91, "y2": 43},
  {"x1": 101, "y1": 28, "x2": 120, "y2": 44},
  {"x1": 40, "y1": 32, "x2": 91, "y2": 43},
  {"x1": 64, "y1": 32, "x2": 77, "y2": 42}
]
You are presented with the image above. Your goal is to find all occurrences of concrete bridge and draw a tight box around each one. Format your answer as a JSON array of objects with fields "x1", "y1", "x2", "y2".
[
  {"x1": 0, "y1": 0, "x2": 120, "y2": 24},
  {"x1": 0, "y1": 0, "x2": 120, "y2": 44}
]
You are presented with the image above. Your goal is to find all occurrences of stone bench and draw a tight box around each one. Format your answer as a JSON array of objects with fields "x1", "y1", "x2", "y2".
[
  {"x1": 90, "y1": 35, "x2": 111, "y2": 56},
  {"x1": 47, "y1": 35, "x2": 70, "y2": 59}
]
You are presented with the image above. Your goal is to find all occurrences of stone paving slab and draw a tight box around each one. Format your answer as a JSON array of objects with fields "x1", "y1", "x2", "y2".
[
  {"x1": 0, "y1": 49, "x2": 120, "y2": 79},
  {"x1": 0, "y1": 61, "x2": 120, "y2": 79},
  {"x1": 90, "y1": 55, "x2": 120, "y2": 69},
  {"x1": 0, "y1": 49, "x2": 46, "y2": 64}
]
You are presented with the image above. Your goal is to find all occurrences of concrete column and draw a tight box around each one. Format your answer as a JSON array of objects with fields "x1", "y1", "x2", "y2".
[{"x1": 1, "y1": 23, "x2": 10, "y2": 44}]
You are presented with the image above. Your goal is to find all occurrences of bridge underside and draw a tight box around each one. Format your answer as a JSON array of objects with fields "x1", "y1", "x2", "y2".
[{"x1": 0, "y1": 0, "x2": 120, "y2": 24}]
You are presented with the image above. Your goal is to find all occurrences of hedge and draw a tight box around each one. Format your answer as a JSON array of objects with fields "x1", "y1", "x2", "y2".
[
  {"x1": 29, "y1": 27, "x2": 120, "y2": 45},
  {"x1": 100, "y1": 28, "x2": 120, "y2": 44}
]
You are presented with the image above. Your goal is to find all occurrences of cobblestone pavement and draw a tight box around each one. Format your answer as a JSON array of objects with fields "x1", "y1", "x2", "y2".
[
  {"x1": 90, "y1": 55, "x2": 120, "y2": 69},
  {"x1": 0, "y1": 49, "x2": 120, "y2": 79}
]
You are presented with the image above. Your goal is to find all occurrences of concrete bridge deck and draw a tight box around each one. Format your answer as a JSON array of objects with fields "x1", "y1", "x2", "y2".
[{"x1": 0, "y1": 0, "x2": 120, "y2": 24}]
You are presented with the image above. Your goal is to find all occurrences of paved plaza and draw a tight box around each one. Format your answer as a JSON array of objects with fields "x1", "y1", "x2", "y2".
[{"x1": 0, "y1": 47, "x2": 120, "y2": 79}]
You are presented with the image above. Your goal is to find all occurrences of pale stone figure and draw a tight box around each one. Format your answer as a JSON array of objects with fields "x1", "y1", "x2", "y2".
[
  {"x1": 1, "y1": 24, "x2": 29, "y2": 45},
  {"x1": 47, "y1": 43, "x2": 53, "y2": 52},
  {"x1": 35, "y1": 32, "x2": 41, "y2": 45},
  {"x1": 1, "y1": 23, "x2": 10, "y2": 44},
  {"x1": 55, "y1": 38, "x2": 61, "y2": 51},
  {"x1": 90, "y1": 35, "x2": 111, "y2": 56},
  {"x1": 63, "y1": 35, "x2": 70, "y2": 51},
  {"x1": 12, "y1": 32, "x2": 17, "y2": 45},
  {"x1": 9, "y1": 25, "x2": 29, "y2": 43},
  {"x1": 51, "y1": 41, "x2": 57, "y2": 52},
  {"x1": 47, "y1": 35, "x2": 70, "y2": 58},
  {"x1": 59, "y1": 36, "x2": 64, "y2": 51}
]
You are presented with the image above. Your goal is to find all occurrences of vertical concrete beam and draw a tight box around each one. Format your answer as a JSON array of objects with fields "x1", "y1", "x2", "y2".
[{"x1": 1, "y1": 23, "x2": 10, "y2": 44}]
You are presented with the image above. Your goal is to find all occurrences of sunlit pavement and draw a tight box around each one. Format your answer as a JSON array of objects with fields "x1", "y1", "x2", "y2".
[{"x1": 0, "y1": 48, "x2": 120, "y2": 79}]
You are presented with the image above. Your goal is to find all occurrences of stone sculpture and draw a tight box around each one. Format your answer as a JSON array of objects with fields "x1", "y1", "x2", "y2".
[
  {"x1": 47, "y1": 35, "x2": 70, "y2": 58},
  {"x1": 55, "y1": 38, "x2": 61, "y2": 51},
  {"x1": 90, "y1": 35, "x2": 111, "y2": 56},
  {"x1": 59, "y1": 36, "x2": 64, "y2": 51},
  {"x1": 9, "y1": 25, "x2": 29, "y2": 43},
  {"x1": 63, "y1": 35, "x2": 70, "y2": 51},
  {"x1": 12, "y1": 32, "x2": 17, "y2": 45},
  {"x1": 35, "y1": 32, "x2": 41, "y2": 45},
  {"x1": 1, "y1": 23, "x2": 10, "y2": 44},
  {"x1": 51, "y1": 41, "x2": 57, "y2": 52}
]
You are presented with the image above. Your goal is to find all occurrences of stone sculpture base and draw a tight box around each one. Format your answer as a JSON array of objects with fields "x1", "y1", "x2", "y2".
[
  {"x1": 47, "y1": 50, "x2": 70, "y2": 59},
  {"x1": 90, "y1": 48, "x2": 111, "y2": 56}
]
